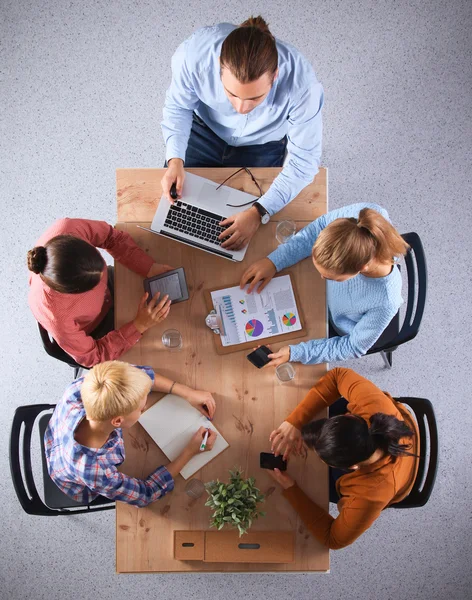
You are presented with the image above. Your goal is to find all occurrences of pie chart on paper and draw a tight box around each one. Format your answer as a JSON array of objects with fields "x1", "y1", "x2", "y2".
[
  {"x1": 245, "y1": 319, "x2": 264, "y2": 337},
  {"x1": 282, "y1": 313, "x2": 297, "y2": 327}
]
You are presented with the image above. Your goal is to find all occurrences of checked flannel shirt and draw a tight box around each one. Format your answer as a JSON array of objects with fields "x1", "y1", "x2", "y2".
[{"x1": 44, "y1": 366, "x2": 174, "y2": 507}]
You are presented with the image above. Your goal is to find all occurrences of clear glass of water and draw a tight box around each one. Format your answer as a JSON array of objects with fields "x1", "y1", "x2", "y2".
[
  {"x1": 185, "y1": 479, "x2": 205, "y2": 499},
  {"x1": 162, "y1": 329, "x2": 182, "y2": 350},
  {"x1": 276, "y1": 362, "x2": 296, "y2": 384},
  {"x1": 276, "y1": 220, "x2": 296, "y2": 244}
]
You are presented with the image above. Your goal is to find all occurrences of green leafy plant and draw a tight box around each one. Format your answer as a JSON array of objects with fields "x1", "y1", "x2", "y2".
[{"x1": 204, "y1": 468, "x2": 265, "y2": 536}]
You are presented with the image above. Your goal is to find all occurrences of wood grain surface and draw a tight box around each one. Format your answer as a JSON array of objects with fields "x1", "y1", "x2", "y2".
[
  {"x1": 116, "y1": 167, "x2": 327, "y2": 222},
  {"x1": 114, "y1": 168, "x2": 329, "y2": 573}
]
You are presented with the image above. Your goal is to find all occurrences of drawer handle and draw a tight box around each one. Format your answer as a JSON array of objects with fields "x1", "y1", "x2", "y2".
[
  {"x1": 238, "y1": 543, "x2": 260, "y2": 550},
  {"x1": 182, "y1": 543, "x2": 195, "y2": 547}
]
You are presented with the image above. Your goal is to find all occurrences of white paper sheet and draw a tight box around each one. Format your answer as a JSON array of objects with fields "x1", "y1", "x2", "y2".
[
  {"x1": 138, "y1": 394, "x2": 229, "y2": 480},
  {"x1": 210, "y1": 275, "x2": 303, "y2": 347}
]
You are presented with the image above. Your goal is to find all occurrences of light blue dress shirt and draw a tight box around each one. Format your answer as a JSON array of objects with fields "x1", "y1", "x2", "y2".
[
  {"x1": 267, "y1": 204, "x2": 404, "y2": 364},
  {"x1": 162, "y1": 23, "x2": 324, "y2": 215}
]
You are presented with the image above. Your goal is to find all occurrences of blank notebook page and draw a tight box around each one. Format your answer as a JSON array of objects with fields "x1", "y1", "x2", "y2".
[{"x1": 138, "y1": 394, "x2": 229, "y2": 480}]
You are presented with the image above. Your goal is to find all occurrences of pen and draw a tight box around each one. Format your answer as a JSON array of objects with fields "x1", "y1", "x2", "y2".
[{"x1": 200, "y1": 429, "x2": 210, "y2": 452}]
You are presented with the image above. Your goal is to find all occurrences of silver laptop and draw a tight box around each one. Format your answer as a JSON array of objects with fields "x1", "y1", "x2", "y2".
[{"x1": 140, "y1": 172, "x2": 258, "y2": 262}]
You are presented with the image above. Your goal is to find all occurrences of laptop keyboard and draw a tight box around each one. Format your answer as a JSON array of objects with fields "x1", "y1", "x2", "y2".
[{"x1": 163, "y1": 201, "x2": 229, "y2": 246}]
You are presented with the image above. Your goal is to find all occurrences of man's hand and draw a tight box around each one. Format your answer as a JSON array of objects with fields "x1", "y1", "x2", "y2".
[
  {"x1": 240, "y1": 258, "x2": 277, "y2": 293},
  {"x1": 133, "y1": 292, "x2": 171, "y2": 334},
  {"x1": 269, "y1": 421, "x2": 303, "y2": 460},
  {"x1": 187, "y1": 427, "x2": 217, "y2": 456},
  {"x1": 219, "y1": 206, "x2": 261, "y2": 251},
  {"x1": 146, "y1": 263, "x2": 174, "y2": 278},
  {"x1": 265, "y1": 346, "x2": 290, "y2": 368},
  {"x1": 186, "y1": 390, "x2": 216, "y2": 420},
  {"x1": 267, "y1": 468, "x2": 296, "y2": 490},
  {"x1": 161, "y1": 158, "x2": 185, "y2": 202}
]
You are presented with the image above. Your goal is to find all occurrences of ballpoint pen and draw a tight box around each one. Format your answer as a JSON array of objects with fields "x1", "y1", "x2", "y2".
[{"x1": 199, "y1": 428, "x2": 210, "y2": 452}]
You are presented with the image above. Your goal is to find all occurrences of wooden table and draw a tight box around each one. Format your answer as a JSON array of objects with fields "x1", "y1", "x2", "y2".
[{"x1": 115, "y1": 168, "x2": 329, "y2": 573}]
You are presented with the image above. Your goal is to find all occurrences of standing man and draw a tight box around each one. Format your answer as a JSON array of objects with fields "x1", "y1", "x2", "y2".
[{"x1": 161, "y1": 16, "x2": 324, "y2": 251}]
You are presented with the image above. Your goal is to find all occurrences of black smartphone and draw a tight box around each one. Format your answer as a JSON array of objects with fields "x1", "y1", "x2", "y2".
[
  {"x1": 260, "y1": 452, "x2": 287, "y2": 471},
  {"x1": 246, "y1": 345, "x2": 272, "y2": 369}
]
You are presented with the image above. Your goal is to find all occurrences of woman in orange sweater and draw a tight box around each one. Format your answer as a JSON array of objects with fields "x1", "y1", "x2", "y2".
[{"x1": 268, "y1": 368, "x2": 419, "y2": 549}]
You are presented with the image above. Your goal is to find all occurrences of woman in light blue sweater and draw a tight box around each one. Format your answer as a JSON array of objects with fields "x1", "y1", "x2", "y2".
[{"x1": 240, "y1": 203, "x2": 409, "y2": 365}]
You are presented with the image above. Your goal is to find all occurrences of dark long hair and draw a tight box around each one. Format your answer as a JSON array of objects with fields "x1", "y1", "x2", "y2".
[
  {"x1": 302, "y1": 413, "x2": 415, "y2": 469},
  {"x1": 27, "y1": 234, "x2": 105, "y2": 294},
  {"x1": 220, "y1": 16, "x2": 278, "y2": 83}
]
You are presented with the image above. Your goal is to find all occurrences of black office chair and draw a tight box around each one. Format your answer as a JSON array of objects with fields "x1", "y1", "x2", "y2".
[
  {"x1": 38, "y1": 323, "x2": 86, "y2": 380},
  {"x1": 328, "y1": 396, "x2": 438, "y2": 508},
  {"x1": 10, "y1": 404, "x2": 115, "y2": 516},
  {"x1": 390, "y1": 397, "x2": 438, "y2": 509},
  {"x1": 329, "y1": 232, "x2": 427, "y2": 369}
]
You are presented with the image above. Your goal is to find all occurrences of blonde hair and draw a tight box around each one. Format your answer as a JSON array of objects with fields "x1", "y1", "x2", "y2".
[
  {"x1": 312, "y1": 208, "x2": 409, "y2": 275},
  {"x1": 81, "y1": 361, "x2": 152, "y2": 421}
]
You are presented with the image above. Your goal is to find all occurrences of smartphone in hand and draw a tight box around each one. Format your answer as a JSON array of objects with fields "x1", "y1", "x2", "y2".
[
  {"x1": 247, "y1": 345, "x2": 272, "y2": 369},
  {"x1": 260, "y1": 452, "x2": 287, "y2": 471}
]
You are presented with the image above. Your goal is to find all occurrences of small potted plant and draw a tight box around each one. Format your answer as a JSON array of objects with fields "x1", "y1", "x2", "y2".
[{"x1": 205, "y1": 468, "x2": 265, "y2": 536}]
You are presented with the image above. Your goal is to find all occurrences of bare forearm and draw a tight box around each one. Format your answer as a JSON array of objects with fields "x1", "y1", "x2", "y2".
[
  {"x1": 152, "y1": 373, "x2": 194, "y2": 401},
  {"x1": 166, "y1": 447, "x2": 195, "y2": 479}
]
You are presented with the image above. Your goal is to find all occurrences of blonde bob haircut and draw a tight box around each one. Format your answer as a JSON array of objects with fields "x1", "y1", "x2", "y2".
[
  {"x1": 81, "y1": 361, "x2": 152, "y2": 421},
  {"x1": 312, "y1": 208, "x2": 409, "y2": 275}
]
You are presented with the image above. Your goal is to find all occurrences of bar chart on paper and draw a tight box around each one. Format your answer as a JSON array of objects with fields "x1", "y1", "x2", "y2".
[
  {"x1": 265, "y1": 309, "x2": 279, "y2": 335},
  {"x1": 210, "y1": 275, "x2": 302, "y2": 347},
  {"x1": 218, "y1": 295, "x2": 242, "y2": 344}
]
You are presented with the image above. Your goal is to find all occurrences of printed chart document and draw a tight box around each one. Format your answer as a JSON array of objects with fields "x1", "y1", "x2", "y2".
[
  {"x1": 139, "y1": 394, "x2": 229, "y2": 480},
  {"x1": 210, "y1": 275, "x2": 303, "y2": 347}
]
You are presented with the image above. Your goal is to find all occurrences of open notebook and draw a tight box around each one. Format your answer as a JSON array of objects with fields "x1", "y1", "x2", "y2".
[{"x1": 138, "y1": 394, "x2": 229, "y2": 480}]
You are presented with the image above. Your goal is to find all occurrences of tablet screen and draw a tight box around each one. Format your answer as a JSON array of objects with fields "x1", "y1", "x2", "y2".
[{"x1": 149, "y1": 272, "x2": 183, "y2": 302}]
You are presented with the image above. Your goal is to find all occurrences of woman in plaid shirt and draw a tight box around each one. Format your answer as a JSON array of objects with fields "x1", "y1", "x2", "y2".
[{"x1": 45, "y1": 361, "x2": 217, "y2": 507}]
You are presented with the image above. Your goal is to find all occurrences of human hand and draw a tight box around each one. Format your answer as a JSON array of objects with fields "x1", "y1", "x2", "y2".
[
  {"x1": 186, "y1": 390, "x2": 216, "y2": 420},
  {"x1": 267, "y1": 468, "x2": 296, "y2": 490},
  {"x1": 266, "y1": 346, "x2": 291, "y2": 368},
  {"x1": 269, "y1": 421, "x2": 303, "y2": 460},
  {"x1": 146, "y1": 263, "x2": 174, "y2": 278},
  {"x1": 133, "y1": 291, "x2": 171, "y2": 334},
  {"x1": 161, "y1": 158, "x2": 185, "y2": 202},
  {"x1": 219, "y1": 207, "x2": 260, "y2": 250},
  {"x1": 187, "y1": 426, "x2": 217, "y2": 456},
  {"x1": 239, "y1": 258, "x2": 277, "y2": 293}
]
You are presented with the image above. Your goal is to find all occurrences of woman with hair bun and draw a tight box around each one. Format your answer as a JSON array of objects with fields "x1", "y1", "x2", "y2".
[
  {"x1": 268, "y1": 368, "x2": 419, "y2": 549},
  {"x1": 241, "y1": 203, "x2": 409, "y2": 365},
  {"x1": 161, "y1": 15, "x2": 323, "y2": 250},
  {"x1": 28, "y1": 218, "x2": 174, "y2": 368}
]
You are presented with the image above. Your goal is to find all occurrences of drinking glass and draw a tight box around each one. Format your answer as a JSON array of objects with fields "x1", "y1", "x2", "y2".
[
  {"x1": 185, "y1": 479, "x2": 205, "y2": 499},
  {"x1": 276, "y1": 220, "x2": 297, "y2": 244},
  {"x1": 162, "y1": 329, "x2": 182, "y2": 350},
  {"x1": 275, "y1": 362, "x2": 296, "y2": 384}
]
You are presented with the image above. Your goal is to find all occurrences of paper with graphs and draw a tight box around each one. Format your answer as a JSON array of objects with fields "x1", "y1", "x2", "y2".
[{"x1": 210, "y1": 275, "x2": 302, "y2": 347}]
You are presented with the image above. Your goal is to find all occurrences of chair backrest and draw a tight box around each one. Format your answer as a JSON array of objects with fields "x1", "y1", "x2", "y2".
[
  {"x1": 10, "y1": 404, "x2": 59, "y2": 516},
  {"x1": 37, "y1": 323, "x2": 82, "y2": 369},
  {"x1": 378, "y1": 232, "x2": 428, "y2": 352},
  {"x1": 392, "y1": 397, "x2": 439, "y2": 509},
  {"x1": 9, "y1": 404, "x2": 114, "y2": 516}
]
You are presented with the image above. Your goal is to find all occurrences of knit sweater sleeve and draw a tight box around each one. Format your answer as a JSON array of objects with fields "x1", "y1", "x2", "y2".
[
  {"x1": 286, "y1": 368, "x2": 345, "y2": 429},
  {"x1": 282, "y1": 483, "x2": 387, "y2": 550},
  {"x1": 289, "y1": 305, "x2": 397, "y2": 364}
]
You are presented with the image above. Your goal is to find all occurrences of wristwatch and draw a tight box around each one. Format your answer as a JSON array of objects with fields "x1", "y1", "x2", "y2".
[{"x1": 253, "y1": 202, "x2": 270, "y2": 225}]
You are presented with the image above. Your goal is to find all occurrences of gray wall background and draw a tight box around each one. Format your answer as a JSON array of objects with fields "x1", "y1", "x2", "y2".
[{"x1": 1, "y1": 1, "x2": 471, "y2": 599}]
